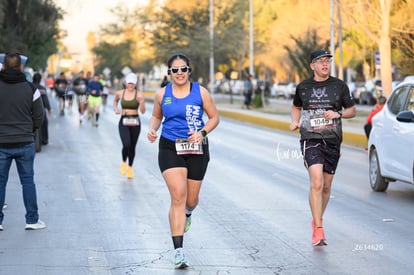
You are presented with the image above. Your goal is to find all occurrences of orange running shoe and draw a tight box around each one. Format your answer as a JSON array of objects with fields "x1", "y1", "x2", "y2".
[
  {"x1": 312, "y1": 227, "x2": 327, "y2": 246},
  {"x1": 311, "y1": 219, "x2": 323, "y2": 230},
  {"x1": 120, "y1": 162, "x2": 127, "y2": 175},
  {"x1": 127, "y1": 166, "x2": 134, "y2": 179}
]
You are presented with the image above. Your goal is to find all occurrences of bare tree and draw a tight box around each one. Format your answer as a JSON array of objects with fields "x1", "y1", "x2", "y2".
[{"x1": 342, "y1": 0, "x2": 396, "y2": 97}]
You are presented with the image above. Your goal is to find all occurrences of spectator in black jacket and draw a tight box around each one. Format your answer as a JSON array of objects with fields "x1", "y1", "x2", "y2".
[
  {"x1": 0, "y1": 52, "x2": 46, "y2": 230},
  {"x1": 33, "y1": 73, "x2": 51, "y2": 145}
]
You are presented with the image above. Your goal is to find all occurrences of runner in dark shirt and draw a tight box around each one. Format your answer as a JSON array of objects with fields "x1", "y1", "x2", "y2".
[{"x1": 290, "y1": 50, "x2": 356, "y2": 246}]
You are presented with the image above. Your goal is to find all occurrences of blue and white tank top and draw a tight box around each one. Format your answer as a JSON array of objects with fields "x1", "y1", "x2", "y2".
[{"x1": 161, "y1": 82, "x2": 205, "y2": 141}]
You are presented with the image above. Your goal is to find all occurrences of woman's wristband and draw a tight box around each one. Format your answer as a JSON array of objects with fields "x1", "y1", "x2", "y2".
[{"x1": 200, "y1": 129, "x2": 207, "y2": 138}]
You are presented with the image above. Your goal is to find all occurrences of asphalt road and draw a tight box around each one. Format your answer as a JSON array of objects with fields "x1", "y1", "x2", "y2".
[{"x1": 0, "y1": 94, "x2": 413, "y2": 275}]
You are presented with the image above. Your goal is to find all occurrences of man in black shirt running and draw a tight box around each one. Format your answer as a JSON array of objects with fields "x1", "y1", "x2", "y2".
[{"x1": 290, "y1": 50, "x2": 356, "y2": 246}]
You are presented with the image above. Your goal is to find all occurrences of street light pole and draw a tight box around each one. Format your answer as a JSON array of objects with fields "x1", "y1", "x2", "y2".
[
  {"x1": 209, "y1": 0, "x2": 215, "y2": 93},
  {"x1": 330, "y1": 0, "x2": 336, "y2": 77},
  {"x1": 337, "y1": 0, "x2": 343, "y2": 80},
  {"x1": 249, "y1": 0, "x2": 254, "y2": 77}
]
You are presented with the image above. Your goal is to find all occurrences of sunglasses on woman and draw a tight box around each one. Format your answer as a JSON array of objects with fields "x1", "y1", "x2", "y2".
[{"x1": 168, "y1": 66, "x2": 190, "y2": 74}]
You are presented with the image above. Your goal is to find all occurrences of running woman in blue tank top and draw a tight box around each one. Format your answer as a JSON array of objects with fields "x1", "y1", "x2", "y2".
[{"x1": 147, "y1": 54, "x2": 219, "y2": 269}]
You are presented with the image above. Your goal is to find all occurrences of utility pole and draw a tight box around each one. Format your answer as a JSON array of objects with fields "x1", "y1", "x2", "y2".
[
  {"x1": 249, "y1": 0, "x2": 254, "y2": 77},
  {"x1": 209, "y1": 0, "x2": 215, "y2": 94},
  {"x1": 330, "y1": 0, "x2": 336, "y2": 77},
  {"x1": 337, "y1": 0, "x2": 343, "y2": 80}
]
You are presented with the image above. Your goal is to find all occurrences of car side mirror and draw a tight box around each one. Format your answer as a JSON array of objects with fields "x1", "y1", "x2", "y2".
[{"x1": 396, "y1": 110, "x2": 414, "y2": 123}]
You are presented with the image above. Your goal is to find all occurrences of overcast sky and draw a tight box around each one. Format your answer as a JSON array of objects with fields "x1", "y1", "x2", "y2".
[{"x1": 54, "y1": 0, "x2": 147, "y2": 54}]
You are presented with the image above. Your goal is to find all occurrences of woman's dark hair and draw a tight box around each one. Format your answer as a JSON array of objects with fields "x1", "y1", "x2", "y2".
[
  {"x1": 33, "y1": 73, "x2": 42, "y2": 83},
  {"x1": 167, "y1": 53, "x2": 191, "y2": 68}
]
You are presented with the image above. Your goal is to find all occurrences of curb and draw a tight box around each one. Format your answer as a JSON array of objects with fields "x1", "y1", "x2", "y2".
[{"x1": 217, "y1": 109, "x2": 367, "y2": 148}]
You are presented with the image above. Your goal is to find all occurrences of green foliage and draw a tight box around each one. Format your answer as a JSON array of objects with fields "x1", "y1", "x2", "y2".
[
  {"x1": 147, "y1": 1, "x2": 212, "y2": 82},
  {"x1": 92, "y1": 40, "x2": 133, "y2": 78},
  {"x1": 284, "y1": 29, "x2": 330, "y2": 80},
  {"x1": 253, "y1": 93, "x2": 263, "y2": 108},
  {"x1": 93, "y1": 0, "x2": 249, "y2": 84},
  {"x1": 392, "y1": 33, "x2": 414, "y2": 76},
  {"x1": 0, "y1": 0, "x2": 63, "y2": 70},
  {"x1": 91, "y1": 0, "x2": 414, "y2": 85},
  {"x1": 214, "y1": 0, "x2": 250, "y2": 78}
]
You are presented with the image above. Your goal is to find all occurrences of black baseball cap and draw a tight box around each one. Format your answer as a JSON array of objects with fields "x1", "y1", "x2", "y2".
[{"x1": 310, "y1": 50, "x2": 333, "y2": 63}]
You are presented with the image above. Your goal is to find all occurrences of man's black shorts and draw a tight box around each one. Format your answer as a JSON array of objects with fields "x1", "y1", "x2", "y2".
[{"x1": 300, "y1": 139, "x2": 340, "y2": 174}]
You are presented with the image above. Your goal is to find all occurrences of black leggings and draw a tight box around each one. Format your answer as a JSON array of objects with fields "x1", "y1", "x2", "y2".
[{"x1": 118, "y1": 116, "x2": 141, "y2": 166}]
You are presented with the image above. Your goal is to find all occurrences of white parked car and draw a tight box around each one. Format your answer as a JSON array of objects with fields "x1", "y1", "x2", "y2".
[
  {"x1": 214, "y1": 79, "x2": 245, "y2": 95},
  {"x1": 271, "y1": 82, "x2": 296, "y2": 99},
  {"x1": 368, "y1": 80, "x2": 414, "y2": 191}
]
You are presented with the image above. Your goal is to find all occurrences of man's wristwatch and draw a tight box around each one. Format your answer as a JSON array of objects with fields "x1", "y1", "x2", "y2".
[
  {"x1": 337, "y1": 110, "x2": 343, "y2": 118},
  {"x1": 200, "y1": 129, "x2": 207, "y2": 138}
]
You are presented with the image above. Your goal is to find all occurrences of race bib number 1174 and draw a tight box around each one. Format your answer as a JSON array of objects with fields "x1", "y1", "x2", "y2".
[{"x1": 175, "y1": 139, "x2": 203, "y2": 155}]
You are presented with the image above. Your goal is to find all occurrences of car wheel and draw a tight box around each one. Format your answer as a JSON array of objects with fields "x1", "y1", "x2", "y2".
[{"x1": 369, "y1": 148, "x2": 388, "y2": 191}]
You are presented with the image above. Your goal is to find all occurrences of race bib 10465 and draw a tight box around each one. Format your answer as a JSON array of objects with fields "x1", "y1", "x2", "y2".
[{"x1": 309, "y1": 114, "x2": 335, "y2": 130}]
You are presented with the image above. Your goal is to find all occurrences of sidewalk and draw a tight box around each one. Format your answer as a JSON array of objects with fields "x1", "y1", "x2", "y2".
[{"x1": 214, "y1": 95, "x2": 369, "y2": 148}]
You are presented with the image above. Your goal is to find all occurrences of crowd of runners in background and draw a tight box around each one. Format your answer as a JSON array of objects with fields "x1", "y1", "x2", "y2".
[{"x1": 44, "y1": 71, "x2": 113, "y2": 125}]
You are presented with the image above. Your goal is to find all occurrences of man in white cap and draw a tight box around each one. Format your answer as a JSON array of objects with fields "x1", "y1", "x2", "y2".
[{"x1": 290, "y1": 50, "x2": 356, "y2": 246}]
